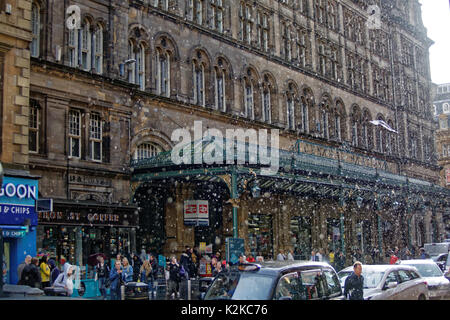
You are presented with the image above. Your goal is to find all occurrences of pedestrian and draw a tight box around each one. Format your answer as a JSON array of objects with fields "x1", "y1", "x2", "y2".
[
  {"x1": 343, "y1": 261, "x2": 364, "y2": 300},
  {"x1": 148, "y1": 254, "x2": 158, "y2": 299},
  {"x1": 238, "y1": 254, "x2": 246, "y2": 264},
  {"x1": 121, "y1": 257, "x2": 133, "y2": 283},
  {"x1": 277, "y1": 250, "x2": 286, "y2": 261},
  {"x1": 17, "y1": 255, "x2": 32, "y2": 284},
  {"x1": 335, "y1": 250, "x2": 345, "y2": 272},
  {"x1": 131, "y1": 254, "x2": 142, "y2": 282},
  {"x1": 48, "y1": 258, "x2": 60, "y2": 286},
  {"x1": 328, "y1": 250, "x2": 335, "y2": 266},
  {"x1": 21, "y1": 257, "x2": 41, "y2": 288},
  {"x1": 287, "y1": 250, "x2": 295, "y2": 261},
  {"x1": 212, "y1": 260, "x2": 223, "y2": 277},
  {"x1": 256, "y1": 252, "x2": 264, "y2": 263},
  {"x1": 246, "y1": 254, "x2": 256, "y2": 263},
  {"x1": 109, "y1": 260, "x2": 125, "y2": 300},
  {"x1": 53, "y1": 263, "x2": 75, "y2": 296},
  {"x1": 39, "y1": 255, "x2": 51, "y2": 288},
  {"x1": 180, "y1": 246, "x2": 192, "y2": 279},
  {"x1": 389, "y1": 250, "x2": 399, "y2": 264},
  {"x1": 310, "y1": 250, "x2": 319, "y2": 262},
  {"x1": 166, "y1": 256, "x2": 182, "y2": 300},
  {"x1": 95, "y1": 255, "x2": 110, "y2": 300},
  {"x1": 191, "y1": 248, "x2": 199, "y2": 278},
  {"x1": 139, "y1": 259, "x2": 152, "y2": 284},
  {"x1": 316, "y1": 249, "x2": 324, "y2": 262},
  {"x1": 419, "y1": 248, "x2": 429, "y2": 259}
]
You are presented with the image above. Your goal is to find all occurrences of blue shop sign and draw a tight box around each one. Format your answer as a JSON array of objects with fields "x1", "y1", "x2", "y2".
[{"x1": 0, "y1": 176, "x2": 38, "y2": 226}]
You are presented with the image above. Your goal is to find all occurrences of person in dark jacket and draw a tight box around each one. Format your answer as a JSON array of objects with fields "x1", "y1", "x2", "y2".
[
  {"x1": 109, "y1": 260, "x2": 125, "y2": 300},
  {"x1": 149, "y1": 254, "x2": 158, "y2": 299},
  {"x1": 95, "y1": 255, "x2": 110, "y2": 300},
  {"x1": 21, "y1": 257, "x2": 41, "y2": 288},
  {"x1": 179, "y1": 246, "x2": 192, "y2": 279},
  {"x1": 334, "y1": 250, "x2": 346, "y2": 272},
  {"x1": 48, "y1": 258, "x2": 60, "y2": 286},
  {"x1": 166, "y1": 256, "x2": 182, "y2": 299},
  {"x1": 131, "y1": 254, "x2": 142, "y2": 282},
  {"x1": 344, "y1": 261, "x2": 364, "y2": 300}
]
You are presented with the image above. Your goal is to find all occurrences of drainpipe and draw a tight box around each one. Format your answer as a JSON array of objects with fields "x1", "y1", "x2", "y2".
[{"x1": 231, "y1": 168, "x2": 238, "y2": 239}]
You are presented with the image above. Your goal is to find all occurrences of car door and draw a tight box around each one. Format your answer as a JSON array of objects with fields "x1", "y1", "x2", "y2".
[
  {"x1": 381, "y1": 271, "x2": 400, "y2": 300},
  {"x1": 274, "y1": 272, "x2": 303, "y2": 300},
  {"x1": 322, "y1": 267, "x2": 343, "y2": 299},
  {"x1": 396, "y1": 269, "x2": 416, "y2": 300}
]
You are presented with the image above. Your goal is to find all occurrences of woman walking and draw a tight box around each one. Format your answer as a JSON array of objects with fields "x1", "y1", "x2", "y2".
[
  {"x1": 109, "y1": 260, "x2": 125, "y2": 300},
  {"x1": 39, "y1": 255, "x2": 51, "y2": 288}
]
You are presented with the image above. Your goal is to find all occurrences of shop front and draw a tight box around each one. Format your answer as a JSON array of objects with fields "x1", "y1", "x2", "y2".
[
  {"x1": 0, "y1": 173, "x2": 39, "y2": 285},
  {"x1": 37, "y1": 200, "x2": 138, "y2": 274}
]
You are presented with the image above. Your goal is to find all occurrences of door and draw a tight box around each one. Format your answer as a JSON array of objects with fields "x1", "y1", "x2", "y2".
[
  {"x1": 381, "y1": 271, "x2": 400, "y2": 300},
  {"x1": 396, "y1": 269, "x2": 416, "y2": 300},
  {"x1": 274, "y1": 272, "x2": 303, "y2": 300}
]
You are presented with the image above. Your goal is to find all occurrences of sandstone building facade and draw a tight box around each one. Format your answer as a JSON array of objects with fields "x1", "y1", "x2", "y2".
[{"x1": 12, "y1": 0, "x2": 448, "y2": 265}]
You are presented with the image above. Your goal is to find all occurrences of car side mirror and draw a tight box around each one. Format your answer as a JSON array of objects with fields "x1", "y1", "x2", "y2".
[{"x1": 384, "y1": 282, "x2": 398, "y2": 290}]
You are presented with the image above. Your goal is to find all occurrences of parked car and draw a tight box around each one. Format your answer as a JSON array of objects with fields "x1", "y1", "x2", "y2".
[
  {"x1": 399, "y1": 259, "x2": 450, "y2": 300},
  {"x1": 432, "y1": 253, "x2": 448, "y2": 272},
  {"x1": 337, "y1": 265, "x2": 429, "y2": 300},
  {"x1": 202, "y1": 261, "x2": 343, "y2": 300}
]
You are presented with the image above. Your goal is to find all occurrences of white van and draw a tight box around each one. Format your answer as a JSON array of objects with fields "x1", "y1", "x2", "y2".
[{"x1": 424, "y1": 243, "x2": 450, "y2": 259}]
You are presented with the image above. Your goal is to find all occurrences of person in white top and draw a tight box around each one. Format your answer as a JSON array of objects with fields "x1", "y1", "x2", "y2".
[
  {"x1": 287, "y1": 250, "x2": 294, "y2": 261},
  {"x1": 276, "y1": 250, "x2": 286, "y2": 261}
]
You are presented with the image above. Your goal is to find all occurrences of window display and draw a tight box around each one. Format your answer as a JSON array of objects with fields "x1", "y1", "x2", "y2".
[
  {"x1": 248, "y1": 214, "x2": 273, "y2": 259},
  {"x1": 290, "y1": 216, "x2": 311, "y2": 260}
]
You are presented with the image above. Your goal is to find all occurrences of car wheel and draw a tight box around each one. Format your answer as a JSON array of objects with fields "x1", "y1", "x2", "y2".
[{"x1": 418, "y1": 294, "x2": 426, "y2": 300}]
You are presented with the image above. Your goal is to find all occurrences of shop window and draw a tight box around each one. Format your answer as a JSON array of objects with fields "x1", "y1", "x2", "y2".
[
  {"x1": 290, "y1": 216, "x2": 311, "y2": 260},
  {"x1": 248, "y1": 214, "x2": 273, "y2": 259},
  {"x1": 326, "y1": 218, "x2": 341, "y2": 253}
]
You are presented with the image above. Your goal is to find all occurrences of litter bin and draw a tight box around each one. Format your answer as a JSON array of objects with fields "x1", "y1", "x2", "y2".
[{"x1": 124, "y1": 282, "x2": 149, "y2": 300}]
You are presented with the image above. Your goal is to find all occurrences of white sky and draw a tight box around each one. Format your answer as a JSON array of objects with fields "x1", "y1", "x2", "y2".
[{"x1": 419, "y1": 0, "x2": 450, "y2": 84}]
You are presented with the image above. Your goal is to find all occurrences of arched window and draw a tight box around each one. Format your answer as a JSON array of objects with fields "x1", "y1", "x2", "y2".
[
  {"x1": 351, "y1": 105, "x2": 362, "y2": 147},
  {"x1": 286, "y1": 83, "x2": 298, "y2": 130},
  {"x1": 193, "y1": 62, "x2": 205, "y2": 106},
  {"x1": 81, "y1": 20, "x2": 91, "y2": 71},
  {"x1": 362, "y1": 109, "x2": 373, "y2": 150},
  {"x1": 94, "y1": 24, "x2": 103, "y2": 74},
  {"x1": 134, "y1": 143, "x2": 162, "y2": 160},
  {"x1": 128, "y1": 40, "x2": 146, "y2": 90},
  {"x1": 214, "y1": 68, "x2": 225, "y2": 111},
  {"x1": 68, "y1": 28, "x2": 78, "y2": 67},
  {"x1": 300, "y1": 96, "x2": 309, "y2": 133},
  {"x1": 376, "y1": 115, "x2": 386, "y2": 153},
  {"x1": 31, "y1": 2, "x2": 40, "y2": 58},
  {"x1": 245, "y1": 83, "x2": 254, "y2": 119},
  {"x1": 128, "y1": 41, "x2": 135, "y2": 84},
  {"x1": 157, "y1": 51, "x2": 170, "y2": 97}
]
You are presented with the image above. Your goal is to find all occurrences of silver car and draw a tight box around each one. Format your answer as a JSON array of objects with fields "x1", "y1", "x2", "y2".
[
  {"x1": 337, "y1": 265, "x2": 429, "y2": 300},
  {"x1": 399, "y1": 259, "x2": 450, "y2": 300}
]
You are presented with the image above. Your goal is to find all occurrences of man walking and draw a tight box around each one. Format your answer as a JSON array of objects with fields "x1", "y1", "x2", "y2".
[
  {"x1": 17, "y1": 255, "x2": 32, "y2": 284},
  {"x1": 344, "y1": 261, "x2": 364, "y2": 300},
  {"x1": 95, "y1": 255, "x2": 110, "y2": 300}
]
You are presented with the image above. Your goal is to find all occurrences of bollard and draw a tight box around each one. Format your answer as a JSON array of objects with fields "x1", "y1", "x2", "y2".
[{"x1": 187, "y1": 279, "x2": 191, "y2": 300}]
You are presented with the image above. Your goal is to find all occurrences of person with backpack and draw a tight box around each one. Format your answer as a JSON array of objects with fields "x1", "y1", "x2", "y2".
[{"x1": 94, "y1": 255, "x2": 110, "y2": 300}]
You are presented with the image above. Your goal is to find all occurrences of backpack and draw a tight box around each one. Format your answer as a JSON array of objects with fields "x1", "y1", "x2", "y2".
[{"x1": 179, "y1": 265, "x2": 186, "y2": 279}]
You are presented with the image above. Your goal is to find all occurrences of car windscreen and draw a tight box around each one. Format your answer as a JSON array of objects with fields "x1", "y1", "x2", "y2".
[
  {"x1": 406, "y1": 263, "x2": 443, "y2": 277},
  {"x1": 204, "y1": 271, "x2": 275, "y2": 300}
]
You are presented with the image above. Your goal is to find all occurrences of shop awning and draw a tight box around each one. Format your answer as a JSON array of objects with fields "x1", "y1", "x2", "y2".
[
  {"x1": 130, "y1": 137, "x2": 450, "y2": 206},
  {"x1": 0, "y1": 225, "x2": 28, "y2": 238}
]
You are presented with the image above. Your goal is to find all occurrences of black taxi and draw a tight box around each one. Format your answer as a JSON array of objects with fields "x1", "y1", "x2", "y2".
[{"x1": 202, "y1": 261, "x2": 343, "y2": 300}]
